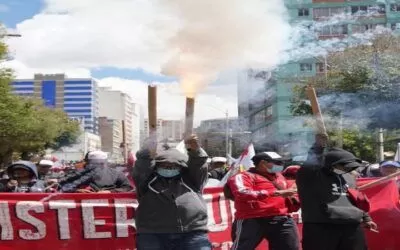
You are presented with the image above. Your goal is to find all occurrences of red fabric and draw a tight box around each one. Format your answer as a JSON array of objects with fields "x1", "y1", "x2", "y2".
[
  {"x1": 0, "y1": 178, "x2": 398, "y2": 250},
  {"x1": 227, "y1": 170, "x2": 289, "y2": 219},
  {"x1": 358, "y1": 178, "x2": 400, "y2": 250}
]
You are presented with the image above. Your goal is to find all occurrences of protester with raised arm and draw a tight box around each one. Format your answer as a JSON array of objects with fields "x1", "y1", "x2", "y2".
[
  {"x1": 132, "y1": 135, "x2": 211, "y2": 250},
  {"x1": 297, "y1": 148, "x2": 377, "y2": 250}
]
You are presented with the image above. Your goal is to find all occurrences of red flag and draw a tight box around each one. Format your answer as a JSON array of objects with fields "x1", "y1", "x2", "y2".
[{"x1": 359, "y1": 179, "x2": 400, "y2": 250}]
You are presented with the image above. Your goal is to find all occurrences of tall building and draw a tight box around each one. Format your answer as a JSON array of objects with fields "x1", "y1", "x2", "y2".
[
  {"x1": 143, "y1": 119, "x2": 184, "y2": 141},
  {"x1": 98, "y1": 117, "x2": 123, "y2": 162},
  {"x1": 98, "y1": 87, "x2": 141, "y2": 154},
  {"x1": 238, "y1": 0, "x2": 400, "y2": 156},
  {"x1": 11, "y1": 74, "x2": 99, "y2": 134}
]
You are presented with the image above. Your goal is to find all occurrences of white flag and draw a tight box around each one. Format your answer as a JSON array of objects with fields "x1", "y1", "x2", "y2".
[{"x1": 219, "y1": 143, "x2": 255, "y2": 186}]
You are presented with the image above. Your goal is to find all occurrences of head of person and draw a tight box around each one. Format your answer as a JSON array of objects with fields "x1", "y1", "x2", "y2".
[
  {"x1": 251, "y1": 152, "x2": 285, "y2": 175},
  {"x1": 379, "y1": 161, "x2": 400, "y2": 176},
  {"x1": 86, "y1": 151, "x2": 108, "y2": 168},
  {"x1": 7, "y1": 161, "x2": 38, "y2": 184},
  {"x1": 324, "y1": 148, "x2": 363, "y2": 175},
  {"x1": 37, "y1": 159, "x2": 54, "y2": 176},
  {"x1": 154, "y1": 149, "x2": 188, "y2": 178},
  {"x1": 210, "y1": 157, "x2": 227, "y2": 170}
]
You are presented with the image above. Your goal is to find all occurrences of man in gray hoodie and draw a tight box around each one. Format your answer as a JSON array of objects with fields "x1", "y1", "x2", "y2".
[{"x1": 132, "y1": 135, "x2": 211, "y2": 250}]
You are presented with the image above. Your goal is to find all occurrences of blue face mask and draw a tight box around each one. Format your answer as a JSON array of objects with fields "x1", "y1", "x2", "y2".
[
  {"x1": 156, "y1": 168, "x2": 181, "y2": 178},
  {"x1": 267, "y1": 165, "x2": 284, "y2": 173}
]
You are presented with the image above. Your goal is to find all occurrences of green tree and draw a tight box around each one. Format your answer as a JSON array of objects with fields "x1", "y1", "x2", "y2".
[
  {"x1": 288, "y1": 33, "x2": 400, "y2": 161},
  {"x1": 0, "y1": 32, "x2": 80, "y2": 165}
]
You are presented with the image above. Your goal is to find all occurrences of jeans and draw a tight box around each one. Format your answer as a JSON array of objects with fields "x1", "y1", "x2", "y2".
[{"x1": 136, "y1": 231, "x2": 212, "y2": 250}]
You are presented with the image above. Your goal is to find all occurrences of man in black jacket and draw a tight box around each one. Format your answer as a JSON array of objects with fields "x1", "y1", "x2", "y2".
[
  {"x1": 59, "y1": 151, "x2": 132, "y2": 193},
  {"x1": 296, "y1": 148, "x2": 377, "y2": 250},
  {"x1": 132, "y1": 135, "x2": 211, "y2": 250}
]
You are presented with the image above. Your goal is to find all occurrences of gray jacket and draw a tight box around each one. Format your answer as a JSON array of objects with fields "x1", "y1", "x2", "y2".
[{"x1": 132, "y1": 148, "x2": 209, "y2": 234}]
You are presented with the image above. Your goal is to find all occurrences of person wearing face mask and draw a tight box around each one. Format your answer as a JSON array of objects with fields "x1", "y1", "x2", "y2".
[
  {"x1": 59, "y1": 151, "x2": 133, "y2": 193},
  {"x1": 0, "y1": 161, "x2": 45, "y2": 193},
  {"x1": 226, "y1": 152, "x2": 299, "y2": 250},
  {"x1": 132, "y1": 135, "x2": 211, "y2": 250},
  {"x1": 296, "y1": 148, "x2": 377, "y2": 250}
]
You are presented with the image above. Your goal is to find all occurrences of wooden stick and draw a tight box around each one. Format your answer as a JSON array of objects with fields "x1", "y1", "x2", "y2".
[
  {"x1": 148, "y1": 85, "x2": 157, "y2": 157},
  {"x1": 358, "y1": 171, "x2": 400, "y2": 191},
  {"x1": 306, "y1": 85, "x2": 327, "y2": 135},
  {"x1": 184, "y1": 97, "x2": 195, "y2": 137}
]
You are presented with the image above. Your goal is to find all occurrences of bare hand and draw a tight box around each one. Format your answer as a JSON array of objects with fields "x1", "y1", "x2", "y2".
[
  {"x1": 97, "y1": 190, "x2": 111, "y2": 193},
  {"x1": 76, "y1": 189, "x2": 93, "y2": 193},
  {"x1": 46, "y1": 179, "x2": 58, "y2": 185},
  {"x1": 185, "y1": 134, "x2": 200, "y2": 151},
  {"x1": 363, "y1": 221, "x2": 378, "y2": 232},
  {"x1": 7, "y1": 180, "x2": 18, "y2": 189},
  {"x1": 274, "y1": 189, "x2": 297, "y2": 198}
]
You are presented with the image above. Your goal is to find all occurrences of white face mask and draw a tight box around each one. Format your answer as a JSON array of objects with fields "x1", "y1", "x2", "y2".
[
  {"x1": 267, "y1": 165, "x2": 284, "y2": 173},
  {"x1": 333, "y1": 168, "x2": 347, "y2": 175}
]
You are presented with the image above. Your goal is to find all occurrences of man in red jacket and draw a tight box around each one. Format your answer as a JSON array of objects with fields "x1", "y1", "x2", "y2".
[{"x1": 227, "y1": 152, "x2": 299, "y2": 250}]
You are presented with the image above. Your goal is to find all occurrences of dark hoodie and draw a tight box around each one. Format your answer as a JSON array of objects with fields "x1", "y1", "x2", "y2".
[
  {"x1": 132, "y1": 147, "x2": 209, "y2": 234},
  {"x1": 296, "y1": 148, "x2": 371, "y2": 224},
  {"x1": 0, "y1": 161, "x2": 45, "y2": 192}
]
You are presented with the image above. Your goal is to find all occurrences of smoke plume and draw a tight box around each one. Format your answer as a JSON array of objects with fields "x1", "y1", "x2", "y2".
[{"x1": 159, "y1": 0, "x2": 290, "y2": 97}]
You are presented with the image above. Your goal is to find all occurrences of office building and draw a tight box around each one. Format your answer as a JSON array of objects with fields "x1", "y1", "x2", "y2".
[
  {"x1": 98, "y1": 117, "x2": 123, "y2": 162},
  {"x1": 238, "y1": 0, "x2": 400, "y2": 156},
  {"x1": 143, "y1": 119, "x2": 184, "y2": 142},
  {"x1": 98, "y1": 87, "x2": 141, "y2": 154},
  {"x1": 11, "y1": 74, "x2": 99, "y2": 134}
]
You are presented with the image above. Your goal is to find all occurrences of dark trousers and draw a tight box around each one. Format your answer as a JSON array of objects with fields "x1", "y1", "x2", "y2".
[
  {"x1": 302, "y1": 223, "x2": 367, "y2": 250},
  {"x1": 136, "y1": 231, "x2": 211, "y2": 250},
  {"x1": 231, "y1": 216, "x2": 299, "y2": 250}
]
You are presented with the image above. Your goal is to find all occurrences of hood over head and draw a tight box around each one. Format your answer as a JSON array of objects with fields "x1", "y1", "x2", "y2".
[
  {"x1": 324, "y1": 148, "x2": 363, "y2": 169},
  {"x1": 7, "y1": 161, "x2": 39, "y2": 179},
  {"x1": 154, "y1": 148, "x2": 188, "y2": 168}
]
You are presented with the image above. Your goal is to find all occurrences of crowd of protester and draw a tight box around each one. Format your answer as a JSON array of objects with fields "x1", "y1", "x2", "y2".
[{"x1": 1, "y1": 133, "x2": 400, "y2": 250}]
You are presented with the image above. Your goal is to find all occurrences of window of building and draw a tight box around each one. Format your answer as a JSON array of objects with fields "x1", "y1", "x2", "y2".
[
  {"x1": 298, "y1": 8, "x2": 309, "y2": 17},
  {"x1": 352, "y1": 23, "x2": 384, "y2": 33},
  {"x1": 352, "y1": 4, "x2": 386, "y2": 15},
  {"x1": 319, "y1": 25, "x2": 348, "y2": 36},
  {"x1": 313, "y1": 7, "x2": 346, "y2": 18},
  {"x1": 391, "y1": 23, "x2": 400, "y2": 30},
  {"x1": 300, "y1": 63, "x2": 312, "y2": 72},
  {"x1": 390, "y1": 4, "x2": 400, "y2": 12},
  {"x1": 316, "y1": 62, "x2": 325, "y2": 73}
]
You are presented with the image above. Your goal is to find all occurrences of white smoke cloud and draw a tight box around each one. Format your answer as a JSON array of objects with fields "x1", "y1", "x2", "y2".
[{"x1": 159, "y1": 0, "x2": 291, "y2": 96}]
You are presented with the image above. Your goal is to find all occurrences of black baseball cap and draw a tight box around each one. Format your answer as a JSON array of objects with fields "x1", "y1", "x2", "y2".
[
  {"x1": 252, "y1": 152, "x2": 286, "y2": 165},
  {"x1": 324, "y1": 148, "x2": 363, "y2": 169}
]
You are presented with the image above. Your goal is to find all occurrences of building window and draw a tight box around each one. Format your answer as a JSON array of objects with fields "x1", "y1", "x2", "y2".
[
  {"x1": 391, "y1": 23, "x2": 400, "y2": 30},
  {"x1": 390, "y1": 4, "x2": 400, "y2": 12},
  {"x1": 316, "y1": 63, "x2": 325, "y2": 73},
  {"x1": 352, "y1": 23, "x2": 384, "y2": 33},
  {"x1": 298, "y1": 8, "x2": 309, "y2": 17},
  {"x1": 351, "y1": 4, "x2": 385, "y2": 15},
  {"x1": 319, "y1": 25, "x2": 348, "y2": 36},
  {"x1": 300, "y1": 63, "x2": 312, "y2": 72},
  {"x1": 313, "y1": 7, "x2": 346, "y2": 18}
]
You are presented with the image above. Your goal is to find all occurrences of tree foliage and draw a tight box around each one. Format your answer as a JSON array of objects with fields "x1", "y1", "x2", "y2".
[
  {"x1": 289, "y1": 33, "x2": 400, "y2": 161},
  {"x1": 0, "y1": 35, "x2": 80, "y2": 165}
]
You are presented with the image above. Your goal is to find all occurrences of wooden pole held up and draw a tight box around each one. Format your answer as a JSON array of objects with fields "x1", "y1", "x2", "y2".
[
  {"x1": 121, "y1": 120, "x2": 128, "y2": 164},
  {"x1": 184, "y1": 97, "x2": 195, "y2": 137},
  {"x1": 148, "y1": 85, "x2": 157, "y2": 157},
  {"x1": 306, "y1": 85, "x2": 327, "y2": 135}
]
